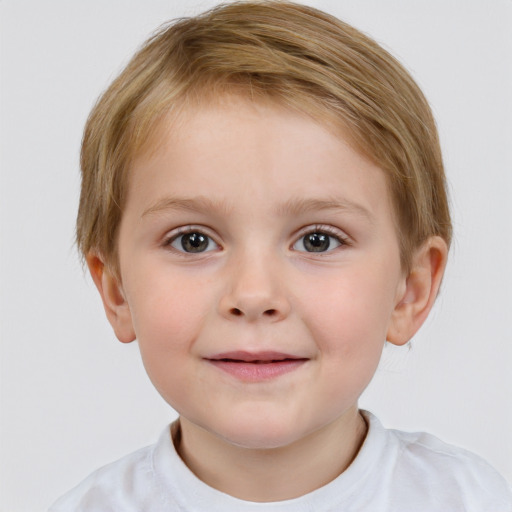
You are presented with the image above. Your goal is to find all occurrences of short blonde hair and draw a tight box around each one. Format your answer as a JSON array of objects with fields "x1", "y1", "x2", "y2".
[{"x1": 77, "y1": 0, "x2": 451, "y2": 273}]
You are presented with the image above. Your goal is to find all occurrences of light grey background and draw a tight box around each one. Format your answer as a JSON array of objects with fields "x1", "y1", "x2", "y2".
[{"x1": 1, "y1": 1, "x2": 511, "y2": 510}]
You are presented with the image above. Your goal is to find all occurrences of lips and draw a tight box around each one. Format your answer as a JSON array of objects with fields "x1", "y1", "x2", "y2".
[{"x1": 206, "y1": 351, "x2": 308, "y2": 382}]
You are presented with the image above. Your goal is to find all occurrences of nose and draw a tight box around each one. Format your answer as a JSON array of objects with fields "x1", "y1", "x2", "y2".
[{"x1": 218, "y1": 251, "x2": 291, "y2": 322}]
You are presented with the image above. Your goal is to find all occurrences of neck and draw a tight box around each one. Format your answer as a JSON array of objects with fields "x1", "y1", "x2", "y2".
[{"x1": 175, "y1": 407, "x2": 367, "y2": 502}]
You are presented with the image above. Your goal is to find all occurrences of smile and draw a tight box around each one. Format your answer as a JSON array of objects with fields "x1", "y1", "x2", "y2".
[{"x1": 206, "y1": 351, "x2": 309, "y2": 382}]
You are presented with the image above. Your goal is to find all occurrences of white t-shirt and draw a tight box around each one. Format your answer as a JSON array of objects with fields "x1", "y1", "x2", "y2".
[{"x1": 49, "y1": 411, "x2": 512, "y2": 511}]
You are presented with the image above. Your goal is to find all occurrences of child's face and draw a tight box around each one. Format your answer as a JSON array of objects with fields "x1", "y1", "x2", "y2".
[{"x1": 113, "y1": 95, "x2": 408, "y2": 449}]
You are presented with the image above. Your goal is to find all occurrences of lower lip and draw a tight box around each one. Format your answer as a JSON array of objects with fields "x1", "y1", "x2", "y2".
[{"x1": 207, "y1": 359, "x2": 307, "y2": 382}]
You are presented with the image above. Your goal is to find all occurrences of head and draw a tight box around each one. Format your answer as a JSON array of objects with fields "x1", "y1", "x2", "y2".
[
  {"x1": 77, "y1": 0, "x2": 451, "y2": 276},
  {"x1": 78, "y1": 1, "x2": 451, "y2": 451}
]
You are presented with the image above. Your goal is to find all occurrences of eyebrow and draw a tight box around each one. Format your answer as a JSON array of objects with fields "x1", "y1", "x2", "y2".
[
  {"x1": 142, "y1": 196, "x2": 233, "y2": 218},
  {"x1": 142, "y1": 195, "x2": 374, "y2": 222},
  {"x1": 275, "y1": 197, "x2": 374, "y2": 222}
]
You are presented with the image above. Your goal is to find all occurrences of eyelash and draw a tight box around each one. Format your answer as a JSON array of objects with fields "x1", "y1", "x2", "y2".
[
  {"x1": 163, "y1": 227, "x2": 220, "y2": 255},
  {"x1": 292, "y1": 225, "x2": 350, "y2": 254},
  {"x1": 162, "y1": 224, "x2": 350, "y2": 255}
]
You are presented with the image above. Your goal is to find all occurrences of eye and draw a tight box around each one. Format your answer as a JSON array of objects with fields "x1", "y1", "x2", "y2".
[
  {"x1": 293, "y1": 231, "x2": 344, "y2": 253},
  {"x1": 169, "y1": 231, "x2": 218, "y2": 253}
]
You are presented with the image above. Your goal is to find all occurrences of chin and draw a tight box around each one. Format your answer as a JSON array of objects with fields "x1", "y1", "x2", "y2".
[{"x1": 212, "y1": 416, "x2": 310, "y2": 450}]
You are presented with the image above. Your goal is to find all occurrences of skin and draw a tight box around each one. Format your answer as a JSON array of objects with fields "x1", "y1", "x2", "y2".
[{"x1": 88, "y1": 94, "x2": 447, "y2": 502}]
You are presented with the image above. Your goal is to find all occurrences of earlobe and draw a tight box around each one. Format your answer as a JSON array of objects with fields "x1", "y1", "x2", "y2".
[
  {"x1": 86, "y1": 253, "x2": 136, "y2": 343},
  {"x1": 387, "y1": 236, "x2": 448, "y2": 346}
]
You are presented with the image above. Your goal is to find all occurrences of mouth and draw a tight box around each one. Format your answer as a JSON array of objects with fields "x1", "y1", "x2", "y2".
[{"x1": 205, "y1": 351, "x2": 309, "y2": 382}]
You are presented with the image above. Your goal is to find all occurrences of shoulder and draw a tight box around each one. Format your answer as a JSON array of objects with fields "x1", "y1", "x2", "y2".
[
  {"x1": 48, "y1": 428, "x2": 173, "y2": 512},
  {"x1": 392, "y1": 425, "x2": 507, "y2": 484},
  {"x1": 366, "y1": 413, "x2": 512, "y2": 511}
]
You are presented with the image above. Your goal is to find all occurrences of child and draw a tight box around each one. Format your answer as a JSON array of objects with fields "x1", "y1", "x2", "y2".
[{"x1": 50, "y1": 1, "x2": 512, "y2": 510}]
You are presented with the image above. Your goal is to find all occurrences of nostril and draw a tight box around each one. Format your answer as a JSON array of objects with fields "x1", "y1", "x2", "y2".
[{"x1": 228, "y1": 307, "x2": 278, "y2": 317}]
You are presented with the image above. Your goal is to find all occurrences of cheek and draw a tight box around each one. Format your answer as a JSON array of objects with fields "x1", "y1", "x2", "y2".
[
  {"x1": 298, "y1": 269, "x2": 395, "y2": 357},
  {"x1": 126, "y1": 267, "x2": 215, "y2": 355},
  {"x1": 125, "y1": 271, "x2": 215, "y2": 407},
  {"x1": 303, "y1": 279, "x2": 388, "y2": 405}
]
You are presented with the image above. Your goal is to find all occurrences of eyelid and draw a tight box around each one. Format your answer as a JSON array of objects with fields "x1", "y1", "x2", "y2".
[
  {"x1": 160, "y1": 224, "x2": 350, "y2": 254},
  {"x1": 292, "y1": 224, "x2": 351, "y2": 252},
  {"x1": 162, "y1": 225, "x2": 221, "y2": 253}
]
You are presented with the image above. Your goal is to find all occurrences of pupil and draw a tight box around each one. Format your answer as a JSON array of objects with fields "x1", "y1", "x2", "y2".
[
  {"x1": 304, "y1": 233, "x2": 330, "y2": 252},
  {"x1": 182, "y1": 233, "x2": 208, "y2": 252}
]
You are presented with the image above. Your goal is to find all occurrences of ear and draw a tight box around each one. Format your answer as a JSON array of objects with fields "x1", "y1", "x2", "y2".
[
  {"x1": 86, "y1": 253, "x2": 136, "y2": 343},
  {"x1": 387, "y1": 236, "x2": 448, "y2": 346}
]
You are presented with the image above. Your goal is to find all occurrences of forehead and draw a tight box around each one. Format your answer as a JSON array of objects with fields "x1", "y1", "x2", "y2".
[
  {"x1": 126, "y1": 94, "x2": 393, "y2": 222},
  {"x1": 132, "y1": 89, "x2": 365, "y2": 169}
]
